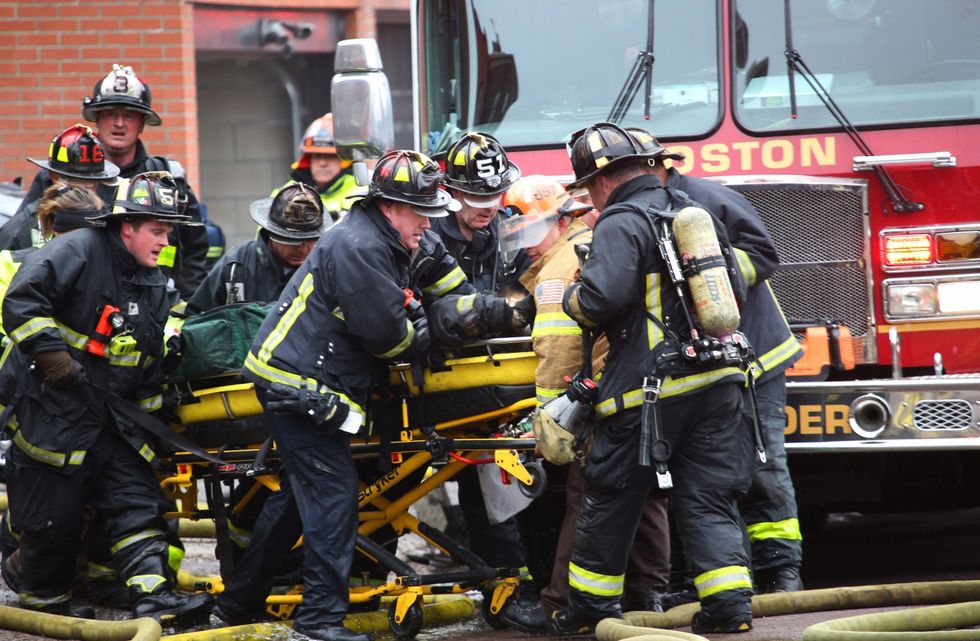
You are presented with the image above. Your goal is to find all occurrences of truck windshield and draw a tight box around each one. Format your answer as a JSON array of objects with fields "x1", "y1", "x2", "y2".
[
  {"x1": 733, "y1": 0, "x2": 980, "y2": 133},
  {"x1": 419, "y1": 0, "x2": 720, "y2": 154}
]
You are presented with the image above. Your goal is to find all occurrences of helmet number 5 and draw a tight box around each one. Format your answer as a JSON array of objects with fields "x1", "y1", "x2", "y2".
[
  {"x1": 475, "y1": 156, "x2": 505, "y2": 178},
  {"x1": 158, "y1": 187, "x2": 175, "y2": 207}
]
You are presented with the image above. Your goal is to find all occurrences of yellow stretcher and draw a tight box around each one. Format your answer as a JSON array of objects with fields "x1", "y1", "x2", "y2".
[{"x1": 161, "y1": 339, "x2": 543, "y2": 638}]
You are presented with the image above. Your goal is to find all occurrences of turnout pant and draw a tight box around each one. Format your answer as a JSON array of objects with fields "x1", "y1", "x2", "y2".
[
  {"x1": 739, "y1": 374, "x2": 802, "y2": 573},
  {"x1": 6, "y1": 427, "x2": 172, "y2": 609},
  {"x1": 567, "y1": 382, "x2": 753, "y2": 623},
  {"x1": 218, "y1": 408, "x2": 358, "y2": 628},
  {"x1": 540, "y1": 460, "x2": 670, "y2": 615}
]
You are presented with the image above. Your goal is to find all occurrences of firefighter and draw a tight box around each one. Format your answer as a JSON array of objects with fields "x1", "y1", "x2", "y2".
[
  {"x1": 426, "y1": 131, "x2": 534, "y2": 587},
  {"x1": 496, "y1": 176, "x2": 671, "y2": 634},
  {"x1": 213, "y1": 150, "x2": 473, "y2": 641},
  {"x1": 0, "y1": 184, "x2": 109, "y2": 587},
  {"x1": 433, "y1": 131, "x2": 530, "y2": 295},
  {"x1": 0, "y1": 124, "x2": 120, "y2": 249},
  {"x1": 2, "y1": 64, "x2": 210, "y2": 299},
  {"x1": 274, "y1": 113, "x2": 365, "y2": 221},
  {"x1": 0, "y1": 172, "x2": 212, "y2": 624},
  {"x1": 186, "y1": 183, "x2": 329, "y2": 315},
  {"x1": 619, "y1": 127, "x2": 806, "y2": 599},
  {"x1": 554, "y1": 122, "x2": 777, "y2": 634},
  {"x1": 183, "y1": 183, "x2": 327, "y2": 574}
]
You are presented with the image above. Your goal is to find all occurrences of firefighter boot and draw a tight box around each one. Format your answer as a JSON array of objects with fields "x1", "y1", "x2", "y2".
[
  {"x1": 2, "y1": 549, "x2": 23, "y2": 593},
  {"x1": 291, "y1": 622, "x2": 374, "y2": 641},
  {"x1": 131, "y1": 587, "x2": 213, "y2": 627},
  {"x1": 756, "y1": 566, "x2": 804, "y2": 593},
  {"x1": 546, "y1": 608, "x2": 599, "y2": 636},
  {"x1": 500, "y1": 599, "x2": 547, "y2": 634},
  {"x1": 661, "y1": 584, "x2": 698, "y2": 610},
  {"x1": 623, "y1": 586, "x2": 666, "y2": 613},
  {"x1": 126, "y1": 554, "x2": 212, "y2": 626},
  {"x1": 26, "y1": 601, "x2": 97, "y2": 619},
  {"x1": 691, "y1": 610, "x2": 753, "y2": 634}
]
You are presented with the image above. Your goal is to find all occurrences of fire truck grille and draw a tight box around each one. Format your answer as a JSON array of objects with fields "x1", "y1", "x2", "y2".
[
  {"x1": 720, "y1": 178, "x2": 871, "y2": 342},
  {"x1": 912, "y1": 399, "x2": 973, "y2": 431}
]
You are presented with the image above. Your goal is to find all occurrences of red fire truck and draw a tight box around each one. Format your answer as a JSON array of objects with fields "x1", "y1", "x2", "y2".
[{"x1": 346, "y1": 0, "x2": 980, "y2": 517}]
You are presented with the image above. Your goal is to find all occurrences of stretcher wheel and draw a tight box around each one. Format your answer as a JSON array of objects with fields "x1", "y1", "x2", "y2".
[
  {"x1": 481, "y1": 592, "x2": 510, "y2": 630},
  {"x1": 388, "y1": 600, "x2": 423, "y2": 639},
  {"x1": 518, "y1": 460, "x2": 548, "y2": 500}
]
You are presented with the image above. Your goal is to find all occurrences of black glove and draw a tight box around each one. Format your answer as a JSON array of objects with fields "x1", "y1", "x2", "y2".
[
  {"x1": 512, "y1": 293, "x2": 535, "y2": 329},
  {"x1": 474, "y1": 293, "x2": 523, "y2": 334},
  {"x1": 34, "y1": 350, "x2": 86, "y2": 390},
  {"x1": 264, "y1": 383, "x2": 350, "y2": 430}
]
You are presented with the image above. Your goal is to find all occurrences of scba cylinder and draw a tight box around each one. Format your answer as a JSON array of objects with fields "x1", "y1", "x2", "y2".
[{"x1": 672, "y1": 206, "x2": 741, "y2": 338}]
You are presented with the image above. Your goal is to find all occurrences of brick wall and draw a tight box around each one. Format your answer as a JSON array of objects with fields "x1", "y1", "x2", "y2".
[{"x1": 0, "y1": 1, "x2": 199, "y2": 191}]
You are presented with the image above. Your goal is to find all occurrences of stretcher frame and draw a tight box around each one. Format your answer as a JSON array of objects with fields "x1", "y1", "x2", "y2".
[{"x1": 159, "y1": 340, "x2": 542, "y2": 637}]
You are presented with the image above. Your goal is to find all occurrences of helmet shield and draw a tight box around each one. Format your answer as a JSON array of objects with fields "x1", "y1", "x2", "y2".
[
  {"x1": 250, "y1": 183, "x2": 329, "y2": 240},
  {"x1": 82, "y1": 64, "x2": 161, "y2": 126},
  {"x1": 498, "y1": 211, "x2": 561, "y2": 264},
  {"x1": 89, "y1": 171, "x2": 191, "y2": 223},
  {"x1": 443, "y1": 132, "x2": 521, "y2": 195},
  {"x1": 28, "y1": 124, "x2": 120, "y2": 182},
  {"x1": 369, "y1": 150, "x2": 461, "y2": 216}
]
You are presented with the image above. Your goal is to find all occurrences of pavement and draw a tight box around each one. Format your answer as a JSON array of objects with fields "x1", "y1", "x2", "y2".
[{"x1": 1, "y1": 506, "x2": 979, "y2": 639}]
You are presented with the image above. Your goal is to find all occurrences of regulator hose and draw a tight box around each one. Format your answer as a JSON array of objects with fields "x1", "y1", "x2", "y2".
[{"x1": 597, "y1": 581, "x2": 980, "y2": 641}]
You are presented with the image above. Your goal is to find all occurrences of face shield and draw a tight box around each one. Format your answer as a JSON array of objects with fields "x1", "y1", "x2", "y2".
[{"x1": 498, "y1": 211, "x2": 562, "y2": 264}]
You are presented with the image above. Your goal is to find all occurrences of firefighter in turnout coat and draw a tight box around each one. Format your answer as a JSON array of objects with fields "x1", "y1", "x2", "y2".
[
  {"x1": 1, "y1": 172, "x2": 212, "y2": 624},
  {"x1": 214, "y1": 150, "x2": 472, "y2": 641},
  {"x1": 554, "y1": 123, "x2": 776, "y2": 635}
]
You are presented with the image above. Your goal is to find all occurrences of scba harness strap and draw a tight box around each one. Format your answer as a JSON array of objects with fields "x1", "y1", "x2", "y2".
[{"x1": 632, "y1": 190, "x2": 766, "y2": 488}]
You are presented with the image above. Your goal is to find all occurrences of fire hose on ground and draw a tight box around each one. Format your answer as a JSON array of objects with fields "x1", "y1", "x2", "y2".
[
  {"x1": 596, "y1": 581, "x2": 980, "y2": 641},
  {"x1": 0, "y1": 606, "x2": 161, "y2": 641}
]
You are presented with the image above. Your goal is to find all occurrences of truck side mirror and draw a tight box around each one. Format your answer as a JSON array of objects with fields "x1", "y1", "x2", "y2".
[{"x1": 331, "y1": 38, "x2": 394, "y2": 177}]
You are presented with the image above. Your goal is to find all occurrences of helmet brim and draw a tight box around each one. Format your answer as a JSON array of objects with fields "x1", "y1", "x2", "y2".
[
  {"x1": 370, "y1": 185, "x2": 461, "y2": 216},
  {"x1": 565, "y1": 149, "x2": 686, "y2": 190},
  {"x1": 249, "y1": 197, "x2": 331, "y2": 239},
  {"x1": 83, "y1": 100, "x2": 161, "y2": 126},
  {"x1": 86, "y1": 207, "x2": 193, "y2": 224},
  {"x1": 28, "y1": 157, "x2": 121, "y2": 182},
  {"x1": 410, "y1": 198, "x2": 460, "y2": 218}
]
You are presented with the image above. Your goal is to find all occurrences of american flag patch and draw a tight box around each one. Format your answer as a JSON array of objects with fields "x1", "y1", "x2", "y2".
[{"x1": 536, "y1": 279, "x2": 565, "y2": 305}]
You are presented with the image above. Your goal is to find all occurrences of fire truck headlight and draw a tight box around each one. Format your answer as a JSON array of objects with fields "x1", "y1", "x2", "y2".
[
  {"x1": 937, "y1": 280, "x2": 980, "y2": 315},
  {"x1": 886, "y1": 283, "x2": 937, "y2": 317}
]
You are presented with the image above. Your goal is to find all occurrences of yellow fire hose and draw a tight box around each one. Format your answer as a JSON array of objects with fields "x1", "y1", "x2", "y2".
[
  {"x1": 159, "y1": 597, "x2": 474, "y2": 641},
  {"x1": 597, "y1": 581, "x2": 980, "y2": 641},
  {"x1": 0, "y1": 605, "x2": 162, "y2": 641}
]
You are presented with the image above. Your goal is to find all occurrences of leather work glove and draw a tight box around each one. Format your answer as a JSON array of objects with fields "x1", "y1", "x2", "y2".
[
  {"x1": 34, "y1": 350, "x2": 86, "y2": 391},
  {"x1": 512, "y1": 293, "x2": 535, "y2": 329},
  {"x1": 264, "y1": 383, "x2": 350, "y2": 431},
  {"x1": 474, "y1": 293, "x2": 524, "y2": 334}
]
